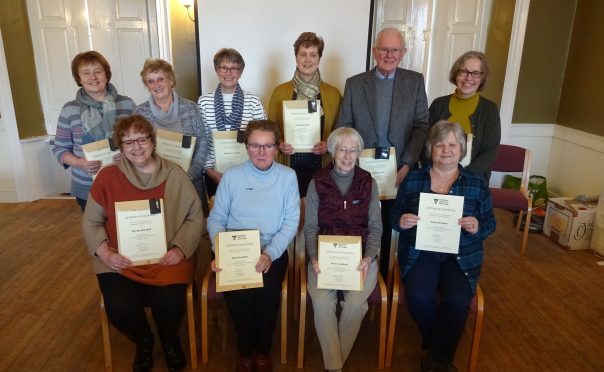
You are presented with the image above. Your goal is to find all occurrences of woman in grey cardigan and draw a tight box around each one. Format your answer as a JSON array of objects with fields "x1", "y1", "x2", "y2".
[{"x1": 135, "y1": 58, "x2": 209, "y2": 213}]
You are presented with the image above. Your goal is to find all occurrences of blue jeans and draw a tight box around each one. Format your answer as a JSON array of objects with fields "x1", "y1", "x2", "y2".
[{"x1": 403, "y1": 251, "x2": 472, "y2": 363}]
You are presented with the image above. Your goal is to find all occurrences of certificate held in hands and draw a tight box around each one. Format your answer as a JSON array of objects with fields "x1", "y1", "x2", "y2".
[
  {"x1": 115, "y1": 198, "x2": 167, "y2": 265},
  {"x1": 282, "y1": 100, "x2": 321, "y2": 152},
  {"x1": 212, "y1": 131, "x2": 248, "y2": 173},
  {"x1": 82, "y1": 138, "x2": 120, "y2": 179},
  {"x1": 155, "y1": 128, "x2": 196, "y2": 172},
  {"x1": 317, "y1": 235, "x2": 363, "y2": 291},
  {"x1": 358, "y1": 147, "x2": 398, "y2": 200},
  {"x1": 416, "y1": 192, "x2": 465, "y2": 254},
  {"x1": 216, "y1": 230, "x2": 263, "y2": 292}
]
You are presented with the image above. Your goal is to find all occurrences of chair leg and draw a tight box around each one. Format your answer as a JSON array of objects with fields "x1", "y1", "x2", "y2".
[
  {"x1": 385, "y1": 291, "x2": 399, "y2": 367},
  {"x1": 186, "y1": 283, "x2": 197, "y2": 370},
  {"x1": 520, "y1": 209, "x2": 532, "y2": 255},
  {"x1": 468, "y1": 286, "x2": 485, "y2": 372},
  {"x1": 297, "y1": 274, "x2": 307, "y2": 368},
  {"x1": 377, "y1": 275, "x2": 388, "y2": 370},
  {"x1": 281, "y1": 269, "x2": 288, "y2": 365},
  {"x1": 100, "y1": 296, "x2": 113, "y2": 371},
  {"x1": 201, "y1": 281, "x2": 209, "y2": 364}
]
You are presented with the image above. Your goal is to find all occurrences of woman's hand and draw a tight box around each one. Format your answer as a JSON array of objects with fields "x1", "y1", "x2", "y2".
[
  {"x1": 459, "y1": 216, "x2": 479, "y2": 235},
  {"x1": 311, "y1": 258, "x2": 321, "y2": 275},
  {"x1": 159, "y1": 247, "x2": 185, "y2": 265},
  {"x1": 255, "y1": 253, "x2": 272, "y2": 274},
  {"x1": 280, "y1": 142, "x2": 295, "y2": 155},
  {"x1": 210, "y1": 260, "x2": 221, "y2": 272},
  {"x1": 358, "y1": 257, "x2": 372, "y2": 281},
  {"x1": 111, "y1": 152, "x2": 124, "y2": 163},
  {"x1": 312, "y1": 141, "x2": 327, "y2": 155},
  {"x1": 96, "y1": 242, "x2": 132, "y2": 271},
  {"x1": 399, "y1": 213, "x2": 420, "y2": 229},
  {"x1": 206, "y1": 168, "x2": 223, "y2": 184},
  {"x1": 80, "y1": 158, "x2": 103, "y2": 176}
]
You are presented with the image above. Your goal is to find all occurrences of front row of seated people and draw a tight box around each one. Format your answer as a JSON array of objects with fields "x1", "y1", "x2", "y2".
[{"x1": 81, "y1": 114, "x2": 494, "y2": 372}]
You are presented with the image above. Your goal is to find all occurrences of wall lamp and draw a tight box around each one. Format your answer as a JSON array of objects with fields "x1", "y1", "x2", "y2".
[{"x1": 180, "y1": 0, "x2": 195, "y2": 22}]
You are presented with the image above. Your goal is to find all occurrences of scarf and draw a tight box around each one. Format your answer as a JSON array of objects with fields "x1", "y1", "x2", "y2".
[
  {"x1": 148, "y1": 91, "x2": 181, "y2": 131},
  {"x1": 77, "y1": 83, "x2": 118, "y2": 144},
  {"x1": 293, "y1": 69, "x2": 321, "y2": 100},
  {"x1": 213, "y1": 83, "x2": 245, "y2": 131}
]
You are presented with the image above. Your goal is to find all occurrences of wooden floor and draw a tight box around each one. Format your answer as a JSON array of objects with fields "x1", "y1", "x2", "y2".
[{"x1": 1, "y1": 199, "x2": 603, "y2": 371}]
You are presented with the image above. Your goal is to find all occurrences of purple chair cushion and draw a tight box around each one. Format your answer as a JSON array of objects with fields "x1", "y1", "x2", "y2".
[{"x1": 490, "y1": 188, "x2": 529, "y2": 211}]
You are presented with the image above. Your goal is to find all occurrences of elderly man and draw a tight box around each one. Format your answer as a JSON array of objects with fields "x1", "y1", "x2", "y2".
[{"x1": 337, "y1": 27, "x2": 429, "y2": 276}]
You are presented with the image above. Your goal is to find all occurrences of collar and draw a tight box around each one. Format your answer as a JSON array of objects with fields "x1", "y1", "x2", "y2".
[{"x1": 374, "y1": 68, "x2": 396, "y2": 80}]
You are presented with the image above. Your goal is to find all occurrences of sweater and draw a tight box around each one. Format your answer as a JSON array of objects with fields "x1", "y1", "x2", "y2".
[
  {"x1": 53, "y1": 93, "x2": 135, "y2": 199},
  {"x1": 207, "y1": 160, "x2": 300, "y2": 262},
  {"x1": 428, "y1": 94, "x2": 501, "y2": 180},
  {"x1": 305, "y1": 166, "x2": 382, "y2": 262},
  {"x1": 390, "y1": 165, "x2": 495, "y2": 293},
  {"x1": 267, "y1": 80, "x2": 342, "y2": 167},
  {"x1": 134, "y1": 95, "x2": 208, "y2": 205},
  {"x1": 82, "y1": 155, "x2": 203, "y2": 285},
  {"x1": 197, "y1": 90, "x2": 266, "y2": 170}
]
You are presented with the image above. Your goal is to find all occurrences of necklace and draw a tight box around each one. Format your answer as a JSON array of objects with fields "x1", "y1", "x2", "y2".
[{"x1": 430, "y1": 168, "x2": 459, "y2": 194}]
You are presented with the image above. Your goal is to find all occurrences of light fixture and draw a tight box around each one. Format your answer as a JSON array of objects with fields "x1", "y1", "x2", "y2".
[{"x1": 180, "y1": 0, "x2": 195, "y2": 22}]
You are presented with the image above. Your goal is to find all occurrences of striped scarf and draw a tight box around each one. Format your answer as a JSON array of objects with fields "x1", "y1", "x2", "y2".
[{"x1": 213, "y1": 83, "x2": 245, "y2": 131}]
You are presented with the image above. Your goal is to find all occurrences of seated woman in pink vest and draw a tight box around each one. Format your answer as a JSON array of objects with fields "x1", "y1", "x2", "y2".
[{"x1": 304, "y1": 127, "x2": 382, "y2": 372}]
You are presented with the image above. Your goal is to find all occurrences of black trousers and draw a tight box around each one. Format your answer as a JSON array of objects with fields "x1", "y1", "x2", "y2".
[
  {"x1": 223, "y1": 251, "x2": 288, "y2": 356},
  {"x1": 379, "y1": 199, "x2": 395, "y2": 278},
  {"x1": 97, "y1": 273, "x2": 186, "y2": 342}
]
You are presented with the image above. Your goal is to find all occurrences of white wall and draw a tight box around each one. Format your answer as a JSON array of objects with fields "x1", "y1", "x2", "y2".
[{"x1": 197, "y1": 0, "x2": 372, "y2": 104}]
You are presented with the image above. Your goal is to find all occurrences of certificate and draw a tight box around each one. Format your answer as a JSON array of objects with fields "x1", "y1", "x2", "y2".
[
  {"x1": 115, "y1": 199, "x2": 167, "y2": 265},
  {"x1": 416, "y1": 192, "x2": 465, "y2": 254},
  {"x1": 81, "y1": 138, "x2": 120, "y2": 179},
  {"x1": 317, "y1": 235, "x2": 363, "y2": 291},
  {"x1": 358, "y1": 147, "x2": 398, "y2": 200},
  {"x1": 155, "y1": 128, "x2": 196, "y2": 172},
  {"x1": 212, "y1": 131, "x2": 248, "y2": 173},
  {"x1": 460, "y1": 133, "x2": 473, "y2": 167},
  {"x1": 216, "y1": 230, "x2": 263, "y2": 292},
  {"x1": 282, "y1": 100, "x2": 321, "y2": 152}
]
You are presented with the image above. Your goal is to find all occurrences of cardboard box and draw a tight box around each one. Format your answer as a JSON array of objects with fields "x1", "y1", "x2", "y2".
[{"x1": 543, "y1": 197, "x2": 596, "y2": 250}]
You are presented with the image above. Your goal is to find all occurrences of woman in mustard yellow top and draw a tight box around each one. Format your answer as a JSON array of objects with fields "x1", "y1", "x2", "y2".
[
  {"x1": 268, "y1": 32, "x2": 342, "y2": 196},
  {"x1": 428, "y1": 51, "x2": 501, "y2": 181}
]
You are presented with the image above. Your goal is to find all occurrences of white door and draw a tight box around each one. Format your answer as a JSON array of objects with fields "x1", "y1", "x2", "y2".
[{"x1": 27, "y1": 0, "x2": 159, "y2": 134}]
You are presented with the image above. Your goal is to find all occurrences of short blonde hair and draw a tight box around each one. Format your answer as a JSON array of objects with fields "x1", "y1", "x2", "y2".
[
  {"x1": 424, "y1": 120, "x2": 468, "y2": 160},
  {"x1": 140, "y1": 58, "x2": 176, "y2": 86},
  {"x1": 327, "y1": 127, "x2": 364, "y2": 156}
]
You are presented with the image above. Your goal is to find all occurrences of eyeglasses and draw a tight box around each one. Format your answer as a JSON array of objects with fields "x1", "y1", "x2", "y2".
[
  {"x1": 376, "y1": 47, "x2": 404, "y2": 56},
  {"x1": 217, "y1": 66, "x2": 241, "y2": 74},
  {"x1": 336, "y1": 147, "x2": 361, "y2": 155},
  {"x1": 458, "y1": 69, "x2": 483, "y2": 79},
  {"x1": 247, "y1": 143, "x2": 276, "y2": 151},
  {"x1": 122, "y1": 136, "x2": 150, "y2": 148}
]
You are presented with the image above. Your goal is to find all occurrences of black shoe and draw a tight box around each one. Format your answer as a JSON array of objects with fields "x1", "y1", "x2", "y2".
[
  {"x1": 163, "y1": 341, "x2": 186, "y2": 372},
  {"x1": 421, "y1": 353, "x2": 448, "y2": 372},
  {"x1": 132, "y1": 334, "x2": 154, "y2": 372}
]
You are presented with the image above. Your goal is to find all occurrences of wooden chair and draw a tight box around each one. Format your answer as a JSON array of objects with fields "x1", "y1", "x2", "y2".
[
  {"x1": 385, "y1": 231, "x2": 485, "y2": 372},
  {"x1": 490, "y1": 144, "x2": 533, "y2": 254},
  {"x1": 296, "y1": 225, "x2": 389, "y2": 369},
  {"x1": 200, "y1": 196, "x2": 298, "y2": 365},
  {"x1": 100, "y1": 282, "x2": 197, "y2": 371}
]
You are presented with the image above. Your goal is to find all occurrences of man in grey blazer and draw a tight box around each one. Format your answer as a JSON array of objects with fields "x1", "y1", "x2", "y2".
[{"x1": 337, "y1": 27, "x2": 429, "y2": 276}]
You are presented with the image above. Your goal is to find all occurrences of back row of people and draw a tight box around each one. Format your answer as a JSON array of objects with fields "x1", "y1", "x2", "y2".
[{"x1": 68, "y1": 26, "x2": 499, "y2": 372}]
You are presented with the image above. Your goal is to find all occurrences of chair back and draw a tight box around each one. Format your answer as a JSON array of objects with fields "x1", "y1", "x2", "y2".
[{"x1": 491, "y1": 144, "x2": 532, "y2": 193}]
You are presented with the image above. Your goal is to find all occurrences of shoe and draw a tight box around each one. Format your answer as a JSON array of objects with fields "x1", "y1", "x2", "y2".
[
  {"x1": 236, "y1": 355, "x2": 253, "y2": 372},
  {"x1": 421, "y1": 353, "x2": 448, "y2": 372},
  {"x1": 163, "y1": 342, "x2": 186, "y2": 372},
  {"x1": 255, "y1": 353, "x2": 272, "y2": 372},
  {"x1": 132, "y1": 334, "x2": 154, "y2": 372}
]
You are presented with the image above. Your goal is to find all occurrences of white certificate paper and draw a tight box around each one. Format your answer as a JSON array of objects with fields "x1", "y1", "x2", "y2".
[
  {"x1": 282, "y1": 100, "x2": 321, "y2": 152},
  {"x1": 358, "y1": 147, "x2": 398, "y2": 200},
  {"x1": 216, "y1": 230, "x2": 263, "y2": 292},
  {"x1": 115, "y1": 199, "x2": 167, "y2": 265},
  {"x1": 317, "y1": 235, "x2": 363, "y2": 291},
  {"x1": 212, "y1": 131, "x2": 248, "y2": 173},
  {"x1": 416, "y1": 193, "x2": 465, "y2": 254},
  {"x1": 155, "y1": 128, "x2": 196, "y2": 172},
  {"x1": 81, "y1": 138, "x2": 120, "y2": 179}
]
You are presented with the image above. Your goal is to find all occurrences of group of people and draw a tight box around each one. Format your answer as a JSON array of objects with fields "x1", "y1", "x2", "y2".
[{"x1": 58, "y1": 26, "x2": 499, "y2": 372}]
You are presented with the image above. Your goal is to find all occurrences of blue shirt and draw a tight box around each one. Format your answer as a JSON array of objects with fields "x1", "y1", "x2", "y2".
[{"x1": 390, "y1": 165, "x2": 496, "y2": 292}]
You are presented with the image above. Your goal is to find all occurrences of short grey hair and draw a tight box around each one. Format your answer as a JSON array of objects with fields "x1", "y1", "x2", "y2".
[
  {"x1": 374, "y1": 27, "x2": 406, "y2": 49},
  {"x1": 327, "y1": 127, "x2": 364, "y2": 156},
  {"x1": 425, "y1": 120, "x2": 468, "y2": 160}
]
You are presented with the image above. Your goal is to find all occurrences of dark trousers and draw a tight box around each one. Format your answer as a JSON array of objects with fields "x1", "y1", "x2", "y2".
[
  {"x1": 97, "y1": 273, "x2": 187, "y2": 342},
  {"x1": 379, "y1": 199, "x2": 394, "y2": 277},
  {"x1": 76, "y1": 197, "x2": 87, "y2": 212},
  {"x1": 204, "y1": 174, "x2": 218, "y2": 198},
  {"x1": 403, "y1": 252, "x2": 472, "y2": 363},
  {"x1": 223, "y1": 252, "x2": 288, "y2": 356}
]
